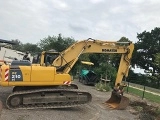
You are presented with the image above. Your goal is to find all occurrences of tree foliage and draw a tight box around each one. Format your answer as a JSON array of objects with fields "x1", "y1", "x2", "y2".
[
  {"x1": 22, "y1": 43, "x2": 41, "y2": 55},
  {"x1": 38, "y1": 34, "x2": 75, "y2": 52},
  {"x1": 155, "y1": 53, "x2": 160, "y2": 69},
  {"x1": 131, "y1": 27, "x2": 160, "y2": 88},
  {"x1": 11, "y1": 39, "x2": 41, "y2": 55},
  {"x1": 11, "y1": 39, "x2": 23, "y2": 51},
  {"x1": 133, "y1": 27, "x2": 160, "y2": 73}
]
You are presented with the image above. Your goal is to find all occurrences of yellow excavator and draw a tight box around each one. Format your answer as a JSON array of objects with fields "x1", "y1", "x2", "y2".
[{"x1": 0, "y1": 38, "x2": 134, "y2": 110}]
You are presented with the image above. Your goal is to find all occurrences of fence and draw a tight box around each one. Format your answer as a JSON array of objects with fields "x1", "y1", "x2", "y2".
[{"x1": 126, "y1": 81, "x2": 160, "y2": 101}]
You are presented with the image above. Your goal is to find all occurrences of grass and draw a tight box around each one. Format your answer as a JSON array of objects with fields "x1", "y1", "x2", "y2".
[{"x1": 125, "y1": 87, "x2": 160, "y2": 104}]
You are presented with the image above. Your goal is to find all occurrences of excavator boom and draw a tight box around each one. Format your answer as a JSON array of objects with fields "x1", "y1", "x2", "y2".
[{"x1": 50, "y1": 38, "x2": 134, "y2": 86}]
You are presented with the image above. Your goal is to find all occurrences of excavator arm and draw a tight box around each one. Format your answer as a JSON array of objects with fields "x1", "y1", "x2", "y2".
[{"x1": 51, "y1": 38, "x2": 134, "y2": 85}]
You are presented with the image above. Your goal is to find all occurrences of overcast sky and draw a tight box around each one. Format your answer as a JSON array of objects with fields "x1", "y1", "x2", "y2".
[{"x1": 0, "y1": 0, "x2": 160, "y2": 44}]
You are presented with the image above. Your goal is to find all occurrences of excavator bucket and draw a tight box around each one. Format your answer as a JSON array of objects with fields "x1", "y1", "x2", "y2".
[{"x1": 105, "y1": 92, "x2": 129, "y2": 110}]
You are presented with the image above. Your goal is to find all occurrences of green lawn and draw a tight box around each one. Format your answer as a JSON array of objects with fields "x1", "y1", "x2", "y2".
[{"x1": 125, "y1": 87, "x2": 160, "y2": 103}]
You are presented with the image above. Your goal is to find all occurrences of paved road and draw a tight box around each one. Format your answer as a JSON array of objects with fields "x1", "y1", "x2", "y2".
[{"x1": 0, "y1": 80, "x2": 137, "y2": 120}]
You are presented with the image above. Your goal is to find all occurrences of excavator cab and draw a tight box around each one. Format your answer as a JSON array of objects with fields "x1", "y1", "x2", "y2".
[{"x1": 32, "y1": 51, "x2": 60, "y2": 66}]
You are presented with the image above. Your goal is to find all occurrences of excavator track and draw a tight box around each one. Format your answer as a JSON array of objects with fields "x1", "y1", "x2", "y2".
[{"x1": 6, "y1": 88, "x2": 92, "y2": 110}]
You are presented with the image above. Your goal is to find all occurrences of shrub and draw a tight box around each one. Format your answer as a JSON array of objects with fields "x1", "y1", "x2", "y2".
[{"x1": 95, "y1": 81, "x2": 111, "y2": 92}]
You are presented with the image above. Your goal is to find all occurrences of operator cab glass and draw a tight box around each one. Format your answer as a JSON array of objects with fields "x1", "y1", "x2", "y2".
[{"x1": 44, "y1": 52, "x2": 60, "y2": 66}]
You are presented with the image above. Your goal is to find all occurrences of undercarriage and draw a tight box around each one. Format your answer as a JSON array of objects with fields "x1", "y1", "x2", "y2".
[{"x1": 6, "y1": 85, "x2": 92, "y2": 110}]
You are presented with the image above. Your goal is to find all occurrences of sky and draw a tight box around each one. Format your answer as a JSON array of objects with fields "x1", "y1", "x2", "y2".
[{"x1": 0, "y1": 0, "x2": 160, "y2": 44}]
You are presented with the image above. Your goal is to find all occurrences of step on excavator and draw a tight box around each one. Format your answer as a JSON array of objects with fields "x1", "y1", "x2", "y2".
[{"x1": 0, "y1": 38, "x2": 134, "y2": 110}]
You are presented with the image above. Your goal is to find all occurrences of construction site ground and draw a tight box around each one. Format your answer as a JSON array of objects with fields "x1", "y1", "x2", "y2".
[{"x1": 0, "y1": 80, "x2": 159, "y2": 120}]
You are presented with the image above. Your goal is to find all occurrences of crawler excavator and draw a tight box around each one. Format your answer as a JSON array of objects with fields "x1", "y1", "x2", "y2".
[{"x1": 0, "y1": 38, "x2": 134, "y2": 110}]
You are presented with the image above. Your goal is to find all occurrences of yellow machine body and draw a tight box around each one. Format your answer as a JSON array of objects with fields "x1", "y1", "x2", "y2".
[{"x1": 0, "y1": 64, "x2": 71, "y2": 87}]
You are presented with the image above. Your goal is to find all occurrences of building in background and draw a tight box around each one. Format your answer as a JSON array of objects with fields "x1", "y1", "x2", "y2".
[{"x1": 0, "y1": 47, "x2": 33, "y2": 63}]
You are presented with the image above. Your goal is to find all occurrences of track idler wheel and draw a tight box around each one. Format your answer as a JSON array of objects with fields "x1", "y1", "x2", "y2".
[{"x1": 7, "y1": 95, "x2": 22, "y2": 108}]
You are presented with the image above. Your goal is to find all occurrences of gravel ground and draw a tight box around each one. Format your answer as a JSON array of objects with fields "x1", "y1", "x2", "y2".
[{"x1": 0, "y1": 80, "x2": 138, "y2": 120}]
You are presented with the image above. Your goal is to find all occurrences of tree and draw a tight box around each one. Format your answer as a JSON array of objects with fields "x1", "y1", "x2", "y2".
[
  {"x1": 153, "y1": 53, "x2": 160, "y2": 88},
  {"x1": 133, "y1": 27, "x2": 160, "y2": 73},
  {"x1": 11, "y1": 39, "x2": 41, "y2": 55},
  {"x1": 11, "y1": 39, "x2": 23, "y2": 51},
  {"x1": 38, "y1": 34, "x2": 75, "y2": 52},
  {"x1": 155, "y1": 53, "x2": 160, "y2": 68},
  {"x1": 22, "y1": 43, "x2": 41, "y2": 55},
  {"x1": 133, "y1": 27, "x2": 160, "y2": 88}
]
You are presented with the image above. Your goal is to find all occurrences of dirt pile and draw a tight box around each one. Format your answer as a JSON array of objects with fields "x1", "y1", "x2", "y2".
[{"x1": 129, "y1": 101, "x2": 160, "y2": 120}]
